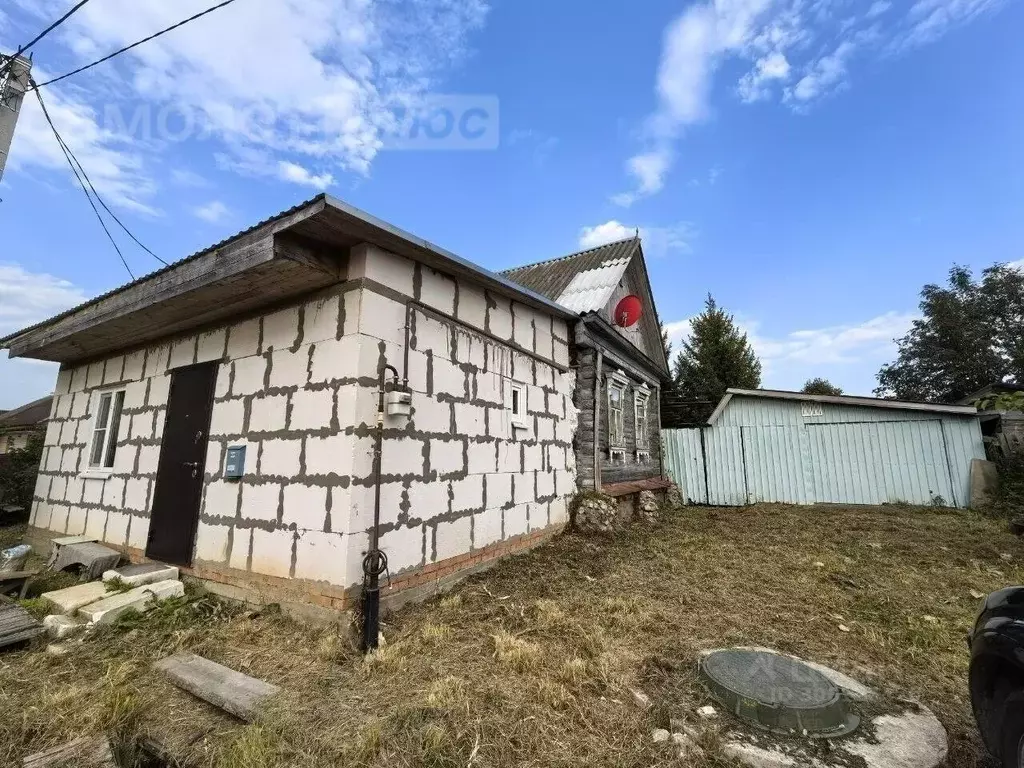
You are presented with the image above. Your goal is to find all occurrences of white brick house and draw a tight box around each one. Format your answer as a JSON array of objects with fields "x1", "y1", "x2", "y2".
[{"x1": 2, "y1": 197, "x2": 580, "y2": 611}]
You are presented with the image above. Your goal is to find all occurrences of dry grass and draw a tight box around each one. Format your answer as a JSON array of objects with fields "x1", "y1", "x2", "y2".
[{"x1": 2, "y1": 503, "x2": 1020, "y2": 767}]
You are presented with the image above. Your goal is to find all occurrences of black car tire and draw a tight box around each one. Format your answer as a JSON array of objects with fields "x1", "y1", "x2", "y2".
[{"x1": 1001, "y1": 692, "x2": 1024, "y2": 768}]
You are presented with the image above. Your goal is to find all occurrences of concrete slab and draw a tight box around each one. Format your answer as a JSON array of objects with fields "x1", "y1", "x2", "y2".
[
  {"x1": 78, "y1": 579, "x2": 184, "y2": 624},
  {"x1": 102, "y1": 563, "x2": 179, "y2": 587},
  {"x1": 22, "y1": 735, "x2": 114, "y2": 767},
  {"x1": 154, "y1": 652, "x2": 281, "y2": 721},
  {"x1": 41, "y1": 581, "x2": 110, "y2": 615},
  {"x1": 43, "y1": 614, "x2": 86, "y2": 639},
  {"x1": 846, "y1": 709, "x2": 948, "y2": 768},
  {"x1": 51, "y1": 542, "x2": 121, "y2": 581},
  {"x1": 46, "y1": 536, "x2": 97, "y2": 566}
]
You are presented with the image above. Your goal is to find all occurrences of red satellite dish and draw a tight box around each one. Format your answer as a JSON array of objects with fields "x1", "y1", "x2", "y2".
[{"x1": 614, "y1": 295, "x2": 643, "y2": 328}]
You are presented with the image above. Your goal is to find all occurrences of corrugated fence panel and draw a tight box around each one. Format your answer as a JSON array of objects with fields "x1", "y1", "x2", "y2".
[
  {"x1": 741, "y1": 426, "x2": 810, "y2": 504},
  {"x1": 662, "y1": 428, "x2": 706, "y2": 504},
  {"x1": 704, "y1": 427, "x2": 746, "y2": 506}
]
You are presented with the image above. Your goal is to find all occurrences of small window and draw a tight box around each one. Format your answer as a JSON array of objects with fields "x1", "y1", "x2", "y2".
[
  {"x1": 636, "y1": 450, "x2": 651, "y2": 465},
  {"x1": 610, "y1": 448, "x2": 626, "y2": 465},
  {"x1": 509, "y1": 382, "x2": 527, "y2": 431},
  {"x1": 634, "y1": 390, "x2": 650, "y2": 448},
  {"x1": 608, "y1": 379, "x2": 626, "y2": 446},
  {"x1": 89, "y1": 389, "x2": 126, "y2": 469},
  {"x1": 511, "y1": 385, "x2": 523, "y2": 417}
]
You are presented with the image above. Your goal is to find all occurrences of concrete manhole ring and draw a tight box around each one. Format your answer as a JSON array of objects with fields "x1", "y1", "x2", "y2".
[{"x1": 692, "y1": 647, "x2": 949, "y2": 768}]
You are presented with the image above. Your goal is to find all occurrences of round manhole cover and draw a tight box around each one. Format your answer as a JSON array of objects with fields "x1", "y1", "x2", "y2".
[{"x1": 698, "y1": 649, "x2": 860, "y2": 738}]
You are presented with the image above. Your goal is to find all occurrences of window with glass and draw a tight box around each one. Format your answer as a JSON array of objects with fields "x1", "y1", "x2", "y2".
[
  {"x1": 89, "y1": 389, "x2": 126, "y2": 469},
  {"x1": 608, "y1": 379, "x2": 626, "y2": 446},
  {"x1": 635, "y1": 391, "x2": 649, "y2": 447}
]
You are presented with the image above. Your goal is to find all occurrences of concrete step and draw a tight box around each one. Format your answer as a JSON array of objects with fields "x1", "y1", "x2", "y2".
[
  {"x1": 78, "y1": 579, "x2": 184, "y2": 624},
  {"x1": 154, "y1": 652, "x2": 281, "y2": 721},
  {"x1": 102, "y1": 563, "x2": 179, "y2": 587},
  {"x1": 43, "y1": 614, "x2": 87, "y2": 639},
  {"x1": 41, "y1": 581, "x2": 110, "y2": 615}
]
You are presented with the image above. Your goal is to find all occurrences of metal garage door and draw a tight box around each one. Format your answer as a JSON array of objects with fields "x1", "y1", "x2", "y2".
[{"x1": 807, "y1": 420, "x2": 955, "y2": 506}]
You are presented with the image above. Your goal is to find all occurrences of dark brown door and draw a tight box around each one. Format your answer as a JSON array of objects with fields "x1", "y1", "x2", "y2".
[{"x1": 146, "y1": 362, "x2": 218, "y2": 566}]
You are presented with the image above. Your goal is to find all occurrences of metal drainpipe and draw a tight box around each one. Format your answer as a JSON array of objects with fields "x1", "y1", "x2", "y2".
[{"x1": 362, "y1": 362, "x2": 400, "y2": 652}]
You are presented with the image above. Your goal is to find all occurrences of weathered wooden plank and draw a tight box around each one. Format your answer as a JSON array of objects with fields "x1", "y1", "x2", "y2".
[
  {"x1": 0, "y1": 603, "x2": 43, "y2": 649},
  {"x1": 154, "y1": 652, "x2": 280, "y2": 722},
  {"x1": 22, "y1": 735, "x2": 114, "y2": 768}
]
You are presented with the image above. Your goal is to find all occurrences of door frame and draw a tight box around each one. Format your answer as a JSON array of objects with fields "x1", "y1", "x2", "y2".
[{"x1": 145, "y1": 360, "x2": 220, "y2": 567}]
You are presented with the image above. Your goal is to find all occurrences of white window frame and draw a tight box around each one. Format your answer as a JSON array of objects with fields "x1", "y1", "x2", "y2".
[
  {"x1": 634, "y1": 386, "x2": 651, "y2": 448},
  {"x1": 87, "y1": 387, "x2": 126, "y2": 472},
  {"x1": 608, "y1": 374, "x2": 627, "y2": 448},
  {"x1": 509, "y1": 382, "x2": 528, "y2": 430}
]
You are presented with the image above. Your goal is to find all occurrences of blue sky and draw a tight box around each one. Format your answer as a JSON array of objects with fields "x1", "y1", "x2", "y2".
[{"x1": 1, "y1": 0, "x2": 1021, "y2": 408}]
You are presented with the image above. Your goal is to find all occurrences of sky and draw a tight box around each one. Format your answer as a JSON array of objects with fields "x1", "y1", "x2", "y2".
[{"x1": 1, "y1": 0, "x2": 1021, "y2": 409}]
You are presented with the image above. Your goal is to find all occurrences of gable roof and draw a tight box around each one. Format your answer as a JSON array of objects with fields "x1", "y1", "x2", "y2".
[
  {"x1": 500, "y1": 238, "x2": 639, "y2": 313},
  {"x1": 708, "y1": 388, "x2": 978, "y2": 425},
  {"x1": 0, "y1": 396, "x2": 52, "y2": 430}
]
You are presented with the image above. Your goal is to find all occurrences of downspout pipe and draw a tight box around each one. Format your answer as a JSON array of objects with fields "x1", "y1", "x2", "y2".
[{"x1": 362, "y1": 362, "x2": 400, "y2": 652}]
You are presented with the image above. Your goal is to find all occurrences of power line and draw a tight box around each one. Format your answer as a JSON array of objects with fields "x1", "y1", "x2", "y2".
[
  {"x1": 0, "y1": 0, "x2": 94, "y2": 80},
  {"x1": 31, "y1": 0, "x2": 240, "y2": 90}
]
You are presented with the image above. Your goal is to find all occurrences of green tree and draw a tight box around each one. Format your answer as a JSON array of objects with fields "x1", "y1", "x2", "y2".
[
  {"x1": 0, "y1": 434, "x2": 43, "y2": 511},
  {"x1": 801, "y1": 378, "x2": 843, "y2": 396},
  {"x1": 674, "y1": 295, "x2": 761, "y2": 411},
  {"x1": 876, "y1": 264, "x2": 1024, "y2": 402}
]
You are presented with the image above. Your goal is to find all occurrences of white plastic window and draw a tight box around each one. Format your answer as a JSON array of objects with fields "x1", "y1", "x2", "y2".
[{"x1": 89, "y1": 389, "x2": 125, "y2": 469}]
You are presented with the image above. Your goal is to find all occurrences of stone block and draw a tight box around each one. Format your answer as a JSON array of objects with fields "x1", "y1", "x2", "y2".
[
  {"x1": 536, "y1": 416, "x2": 555, "y2": 443},
  {"x1": 282, "y1": 484, "x2": 329, "y2": 530},
  {"x1": 487, "y1": 296, "x2": 513, "y2": 341},
  {"x1": 415, "y1": 311, "x2": 451, "y2": 359},
  {"x1": 194, "y1": 523, "x2": 231, "y2": 563},
  {"x1": 346, "y1": 481, "x2": 405, "y2": 531},
  {"x1": 59, "y1": 447, "x2": 81, "y2": 473},
  {"x1": 43, "y1": 614, "x2": 86, "y2": 640},
  {"x1": 504, "y1": 504, "x2": 529, "y2": 537},
  {"x1": 86, "y1": 362, "x2": 104, "y2": 389},
  {"x1": 497, "y1": 442, "x2": 521, "y2": 473},
  {"x1": 486, "y1": 473, "x2": 513, "y2": 509},
  {"x1": 269, "y1": 348, "x2": 308, "y2": 389},
  {"x1": 512, "y1": 303, "x2": 535, "y2": 349},
  {"x1": 262, "y1": 307, "x2": 301, "y2": 352},
  {"x1": 430, "y1": 437, "x2": 466, "y2": 477},
  {"x1": 435, "y1": 516, "x2": 472, "y2": 561},
  {"x1": 457, "y1": 283, "x2": 487, "y2": 331},
  {"x1": 468, "y1": 442, "x2": 497, "y2": 475},
  {"x1": 127, "y1": 517, "x2": 150, "y2": 551},
  {"x1": 154, "y1": 652, "x2": 281, "y2": 723},
  {"x1": 215, "y1": 363, "x2": 231, "y2": 398},
  {"x1": 144, "y1": 346, "x2": 169, "y2": 379},
  {"x1": 433, "y1": 357, "x2": 467, "y2": 399},
  {"x1": 42, "y1": 581, "x2": 110, "y2": 615},
  {"x1": 229, "y1": 529, "x2": 252, "y2": 570},
  {"x1": 454, "y1": 329, "x2": 486, "y2": 369},
  {"x1": 71, "y1": 391, "x2": 89, "y2": 418},
  {"x1": 101, "y1": 476, "x2": 127, "y2": 508},
  {"x1": 310, "y1": 336, "x2": 360, "y2": 383},
  {"x1": 289, "y1": 388, "x2": 333, "y2": 431},
  {"x1": 122, "y1": 350, "x2": 145, "y2": 382},
  {"x1": 454, "y1": 402, "x2": 486, "y2": 436},
  {"x1": 79, "y1": 580, "x2": 184, "y2": 624},
  {"x1": 104, "y1": 511, "x2": 131, "y2": 547},
  {"x1": 241, "y1": 483, "x2": 280, "y2": 523},
  {"x1": 104, "y1": 355, "x2": 125, "y2": 383},
  {"x1": 555, "y1": 469, "x2": 576, "y2": 497},
  {"x1": 305, "y1": 433, "x2": 355, "y2": 477},
  {"x1": 203, "y1": 481, "x2": 241, "y2": 518},
  {"x1": 260, "y1": 439, "x2": 302, "y2": 478},
  {"x1": 529, "y1": 502, "x2": 550, "y2": 531},
  {"x1": 537, "y1": 471, "x2": 555, "y2": 498},
  {"x1": 534, "y1": 332, "x2": 554, "y2": 362},
  {"x1": 197, "y1": 328, "x2": 227, "y2": 363},
  {"x1": 407, "y1": 480, "x2": 450, "y2": 520},
  {"x1": 233, "y1": 356, "x2": 268, "y2": 396},
  {"x1": 303, "y1": 295, "x2": 340, "y2": 344},
  {"x1": 473, "y1": 508, "x2": 503, "y2": 548},
  {"x1": 206, "y1": 441, "x2": 224, "y2": 475},
  {"x1": 474, "y1": 371, "x2": 502, "y2": 405},
  {"x1": 452, "y1": 475, "x2": 484, "y2": 513},
  {"x1": 137, "y1": 444, "x2": 161, "y2": 475},
  {"x1": 250, "y1": 528, "x2": 294, "y2": 578},
  {"x1": 359, "y1": 290, "x2": 407, "y2": 347},
  {"x1": 53, "y1": 394, "x2": 71, "y2": 420},
  {"x1": 48, "y1": 476, "x2": 66, "y2": 502},
  {"x1": 407, "y1": 349, "x2": 429, "y2": 394},
  {"x1": 69, "y1": 366, "x2": 88, "y2": 393},
  {"x1": 549, "y1": 496, "x2": 569, "y2": 526},
  {"x1": 523, "y1": 443, "x2": 543, "y2": 472},
  {"x1": 357, "y1": 245, "x2": 415, "y2": 296},
  {"x1": 169, "y1": 337, "x2": 197, "y2": 369},
  {"x1": 512, "y1": 472, "x2": 533, "y2": 505},
  {"x1": 381, "y1": 438, "x2": 425, "y2": 477},
  {"x1": 553, "y1": 337, "x2": 570, "y2": 367},
  {"x1": 413, "y1": 396, "x2": 452, "y2": 434},
  {"x1": 249, "y1": 394, "x2": 288, "y2": 432},
  {"x1": 130, "y1": 411, "x2": 155, "y2": 440},
  {"x1": 122, "y1": 380, "x2": 147, "y2": 410},
  {"x1": 103, "y1": 563, "x2": 179, "y2": 587},
  {"x1": 65, "y1": 505, "x2": 87, "y2": 535},
  {"x1": 293, "y1": 529, "x2": 346, "y2": 584},
  {"x1": 419, "y1": 267, "x2": 456, "y2": 314},
  {"x1": 210, "y1": 398, "x2": 245, "y2": 436},
  {"x1": 43, "y1": 420, "x2": 60, "y2": 447},
  {"x1": 380, "y1": 524, "x2": 424, "y2": 573},
  {"x1": 84, "y1": 509, "x2": 108, "y2": 541}
]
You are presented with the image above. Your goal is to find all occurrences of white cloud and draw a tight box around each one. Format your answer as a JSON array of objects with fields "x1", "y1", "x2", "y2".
[
  {"x1": 5, "y1": 0, "x2": 489, "y2": 207},
  {"x1": 662, "y1": 308, "x2": 917, "y2": 394},
  {"x1": 612, "y1": 149, "x2": 674, "y2": 206},
  {"x1": 0, "y1": 264, "x2": 88, "y2": 409},
  {"x1": 170, "y1": 168, "x2": 210, "y2": 187},
  {"x1": 277, "y1": 161, "x2": 334, "y2": 190},
  {"x1": 192, "y1": 200, "x2": 229, "y2": 223},
  {"x1": 789, "y1": 41, "x2": 857, "y2": 102},
  {"x1": 738, "y1": 51, "x2": 791, "y2": 102},
  {"x1": 578, "y1": 219, "x2": 694, "y2": 258},
  {"x1": 867, "y1": 1, "x2": 892, "y2": 18},
  {"x1": 897, "y1": 0, "x2": 1005, "y2": 50}
]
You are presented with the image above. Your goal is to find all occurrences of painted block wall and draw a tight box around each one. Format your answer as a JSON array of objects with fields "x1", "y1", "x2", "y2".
[{"x1": 29, "y1": 243, "x2": 578, "y2": 596}]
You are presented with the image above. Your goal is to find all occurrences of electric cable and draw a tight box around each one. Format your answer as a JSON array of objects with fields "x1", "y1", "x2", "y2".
[{"x1": 0, "y1": 0, "x2": 93, "y2": 79}]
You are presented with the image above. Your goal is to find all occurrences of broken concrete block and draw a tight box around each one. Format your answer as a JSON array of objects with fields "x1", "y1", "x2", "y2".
[
  {"x1": 43, "y1": 614, "x2": 86, "y2": 639},
  {"x1": 102, "y1": 563, "x2": 179, "y2": 587},
  {"x1": 154, "y1": 652, "x2": 281, "y2": 721},
  {"x1": 41, "y1": 581, "x2": 110, "y2": 615},
  {"x1": 50, "y1": 541, "x2": 122, "y2": 581},
  {"x1": 78, "y1": 579, "x2": 184, "y2": 624}
]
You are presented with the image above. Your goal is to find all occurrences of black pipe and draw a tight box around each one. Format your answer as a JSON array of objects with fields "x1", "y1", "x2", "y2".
[{"x1": 362, "y1": 361, "x2": 400, "y2": 652}]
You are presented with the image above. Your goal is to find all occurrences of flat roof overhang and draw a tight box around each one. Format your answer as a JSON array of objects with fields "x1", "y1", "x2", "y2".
[{"x1": 2, "y1": 196, "x2": 576, "y2": 364}]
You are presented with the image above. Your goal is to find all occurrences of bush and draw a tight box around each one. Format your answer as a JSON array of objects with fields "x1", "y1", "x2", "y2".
[
  {"x1": 983, "y1": 453, "x2": 1024, "y2": 520},
  {"x1": 0, "y1": 435, "x2": 43, "y2": 510}
]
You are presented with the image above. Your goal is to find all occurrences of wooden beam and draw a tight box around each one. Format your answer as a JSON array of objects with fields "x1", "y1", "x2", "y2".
[{"x1": 274, "y1": 233, "x2": 346, "y2": 278}]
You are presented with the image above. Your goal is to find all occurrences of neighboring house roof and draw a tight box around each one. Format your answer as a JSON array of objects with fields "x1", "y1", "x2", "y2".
[
  {"x1": 0, "y1": 195, "x2": 578, "y2": 363},
  {"x1": 0, "y1": 396, "x2": 52, "y2": 431},
  {"x1": 500, "y1": 238, "x2": 639, "y2": 313},
  {"x1": 708, "y1": 388, "x2": 978, "y2": 425},
  {"x1": 957, "y1": 382, "x2": 1024, "y2": 406}
]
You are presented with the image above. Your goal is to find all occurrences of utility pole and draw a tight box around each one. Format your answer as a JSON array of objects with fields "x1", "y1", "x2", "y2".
[{"x1": 0, "y1": 54, "x2": 31, "y2": 185}]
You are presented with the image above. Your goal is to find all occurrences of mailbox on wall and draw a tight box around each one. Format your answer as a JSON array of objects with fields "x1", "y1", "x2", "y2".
[{"x1": 224, "y1": 445, "x2": 246, "y2": 480}]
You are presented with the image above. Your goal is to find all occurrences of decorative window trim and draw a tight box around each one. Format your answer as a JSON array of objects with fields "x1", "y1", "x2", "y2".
[
  {"x1": 634, "y1": 388, "x2": 650, "y2": 448},
  {"x1": 607, "y1": 377, "x2": 627, "y2": 447},
  {"x1": 610, "y1": 448, "x2": 626, "y2": 465},
  {"x1": 636, "y1": 449, "x2": 651, "y2": 464},
  {"x1": 88, "y1": 387, "x2": 126, "y2": 470},
  {"x1": 801, "y1": 402, "x2": 824, "y2": 418}
]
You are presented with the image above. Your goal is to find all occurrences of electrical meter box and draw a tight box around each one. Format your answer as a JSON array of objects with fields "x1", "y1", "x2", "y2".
[
  {"x1": 386, "y1": 390, "x2": 412, "y2": 417},
  {"x1": 224, "y1": 445, "x2": 246, "y2": 479}
]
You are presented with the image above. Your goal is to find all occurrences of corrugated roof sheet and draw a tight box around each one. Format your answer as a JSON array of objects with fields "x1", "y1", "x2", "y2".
[
  {"x1": 500, "y1": 238, "x2": 639, "y2": 311},
  {"x1": 0, "y1": 396, "x2": 52, "y2": 429}
]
